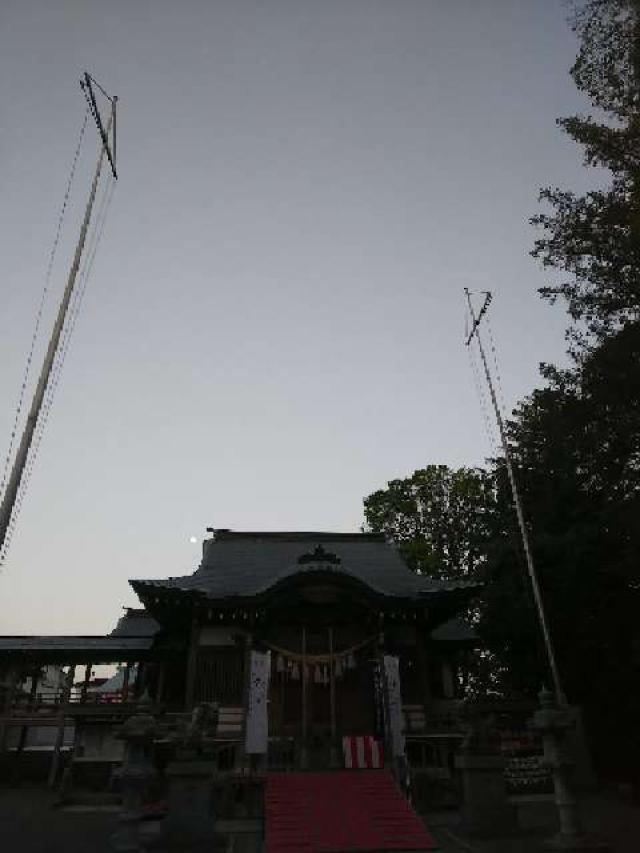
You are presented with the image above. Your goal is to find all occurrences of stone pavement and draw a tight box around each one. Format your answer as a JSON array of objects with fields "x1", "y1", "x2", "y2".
[
  {"x1": 425, "y1": 792, "x2": 640, "y2": 852},
  {"x1": 0, "y1": 788, "x2": 114, "y2": 853},
  {"x1": 1, "y1": 786, "x2": 639, "y2": 853}
]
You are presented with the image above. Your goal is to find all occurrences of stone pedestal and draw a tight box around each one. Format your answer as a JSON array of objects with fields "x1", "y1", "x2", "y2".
[
  {"x1": 455, "y1": 752, "x2": 518, "y2": 837},
  {"x1": 161, "y1": 760, "x2": 217, "y2": 848}
]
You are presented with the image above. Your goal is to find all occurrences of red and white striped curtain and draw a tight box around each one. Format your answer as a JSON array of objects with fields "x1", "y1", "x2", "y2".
[{"x1": 342, "y1": 735, "x2": 384, "y2": 769}]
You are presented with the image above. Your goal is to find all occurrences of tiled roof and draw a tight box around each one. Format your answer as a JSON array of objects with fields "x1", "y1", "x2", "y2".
[{"x1": 131, "y1": 531, "x2": 480, "y2": 602}]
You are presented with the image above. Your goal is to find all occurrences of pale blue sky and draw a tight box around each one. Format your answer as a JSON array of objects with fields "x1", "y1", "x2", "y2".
[{"x1": 0, "y1": 1, "x2": 594, "y2": 634}]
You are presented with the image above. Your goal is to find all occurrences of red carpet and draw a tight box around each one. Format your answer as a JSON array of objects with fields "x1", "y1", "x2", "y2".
[{"x1": 265, "y1": 771, "x2": 438, "y2": 852}]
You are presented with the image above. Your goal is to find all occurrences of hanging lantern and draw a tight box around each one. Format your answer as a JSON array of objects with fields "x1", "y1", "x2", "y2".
[
  {"x1": 291, "y1": 662, "x2": 300, "y2": 681},
  {"x1": 347, "y1": 652, "x2": 356, "y2": 670},
  {"x1": 276, "y1": 655, "x2": 285, "y2": 674}
]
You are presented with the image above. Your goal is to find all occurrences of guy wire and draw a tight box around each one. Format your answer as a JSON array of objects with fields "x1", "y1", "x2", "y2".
[{"x1": 1, "y1": 171, "x2": 116, "y2": 567}]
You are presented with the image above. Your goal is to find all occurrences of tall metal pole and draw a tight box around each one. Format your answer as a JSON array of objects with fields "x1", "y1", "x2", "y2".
[
  {"x1": 0, "y1": 106, "x2": 114, "y2": 555},
  {"x1": 464, "y1": 289, "x2": 566, "y2": 705}
]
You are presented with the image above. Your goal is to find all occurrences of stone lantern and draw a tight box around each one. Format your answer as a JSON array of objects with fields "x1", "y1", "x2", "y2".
[
  {"x1": 531, "y1": 688, "x2": 608, "y2": 851},
  {"x1": 110, "y1": 705, "x2": 158, "y2": 852}
]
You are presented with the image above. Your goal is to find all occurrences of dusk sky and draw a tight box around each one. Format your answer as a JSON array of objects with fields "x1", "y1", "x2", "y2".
[{"x1": 0, "y1": 1, "x2": 595, "y2": 635}]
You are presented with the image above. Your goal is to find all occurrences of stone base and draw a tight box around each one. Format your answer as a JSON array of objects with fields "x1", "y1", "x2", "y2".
[
  {"x1": 460, "y1": 806, "x2": 519, "y2": 839},
  {"x1": 161, "y1": 761, "x2": 217, "y2": 847},
  {"x1": 546, "y1": 833, "x2": 611, "y2": 852},
  {"x1": 456, "y1": 753, "x2": 519, "y2": 838}
]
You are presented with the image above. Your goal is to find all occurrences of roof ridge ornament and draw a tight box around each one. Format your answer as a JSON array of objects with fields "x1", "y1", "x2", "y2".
[{"x1": 297, "y1": 545, "x2": 341, "y2": 565}]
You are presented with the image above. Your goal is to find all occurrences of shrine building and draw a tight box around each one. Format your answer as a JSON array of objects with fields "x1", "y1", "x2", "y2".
[{"x1": 0, "y1": 529, "x2": 480, "y2": 784}]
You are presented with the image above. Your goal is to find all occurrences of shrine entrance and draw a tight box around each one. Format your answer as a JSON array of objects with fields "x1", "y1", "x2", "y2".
[
  {"x1": 260, "y1": 574, "x2": 382, "y2": 768},
  {"x1": 268, "y1": 627, "x2": 379, "y2": 768}
]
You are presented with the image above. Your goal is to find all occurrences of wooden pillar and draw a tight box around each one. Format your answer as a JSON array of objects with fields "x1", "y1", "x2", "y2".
[
  {"x1": 80, "y1": 662, "x2": 92, "y2": 703},
  {"x1": 0, "y1": 667, "x2": 19, "y2": 753},
  {"x1": 279, "y1": 659, "x2": 286, "y2": 736},
  {"x1": 185, "y1": 611, "x2": 199, "y2": 710},
  {"x1": 377, "y1": 631, "x2": 393, "y2": 761},
  {"x1": 17, "y1": 667, "x2": 40, "y2": 754},
  {"x1": 442, "y1": 659, "x2": 455, "y2": 699},
  {"x1": 328, "y1": 627, "x2": 338, "y2": 767},
  {"x1": 134, "y1": 662, "x2": 145, "y2": 700},
  {"x1": 156, "y1": 662, "x2": 166, "y2": 704},
  {"x1": 121, "y1": 662, "x2": 131, "y2": 703},
  {"x1": 300, "y1": 626, "x2": 308, "y2": 769},
  {"x1": 415, "y1": 629, "x2": 432, "y2": 711},
  {"x1": 237, "y1": 631, "x2": 253, "y2": 770},
  {"x1": 27, "y1": 666, "x2": 40, "y2": 708},
  {"x1": 72, "y1": 664, "x2": 90, "y2": 763},
  {"x1": 48, "y1": 664, "x2": 75, "y2": 788}
]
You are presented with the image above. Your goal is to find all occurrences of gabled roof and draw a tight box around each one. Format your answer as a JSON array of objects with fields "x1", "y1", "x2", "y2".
[
  {"x1": 109, "y1": 608, "x2": 160, "y2": 638},
  {"x1": 88, "y1": 664, "x2": 138, "y2": 694},
  {"x1": 131, "y1": 530, "x2": 479, "y2": 603}
]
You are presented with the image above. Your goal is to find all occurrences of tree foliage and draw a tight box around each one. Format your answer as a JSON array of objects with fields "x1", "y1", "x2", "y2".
[
  {"x1": 363, "y1": 1, "x2": 640, "y2": 778},
  {"x1": 363, "y1": 465, "x2": 496, "y2": 581},
  {"x1": 363, "y1": 328, "x2": 640, "y2": 770},
  {"x1": 531, "y1": 0, "x2": 640, "y2": 341},
  {"x1": 487, "y1": 332, "x2": 640, "y2": 771}
]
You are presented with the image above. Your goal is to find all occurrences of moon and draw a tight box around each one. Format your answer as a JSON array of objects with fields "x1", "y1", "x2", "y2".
[{"x1": 189, "y1": 536, "x2": 197, "y2": 544}]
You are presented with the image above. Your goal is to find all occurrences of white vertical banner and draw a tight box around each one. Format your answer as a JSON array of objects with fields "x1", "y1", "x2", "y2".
[
  {"x1": 383, "y1": 654, "x2": 405, "y2": 758},
  {"x1": 245, "y1": 650, "x2": 271, "y2": 754}
]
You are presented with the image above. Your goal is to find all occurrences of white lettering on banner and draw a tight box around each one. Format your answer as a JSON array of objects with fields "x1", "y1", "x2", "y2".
[
  {"x1": 383, "y1": 654, "x2": 406, "y2": 758},
  {"x1": 245, "y1": 650, "x2": 271, "y2": 754}
]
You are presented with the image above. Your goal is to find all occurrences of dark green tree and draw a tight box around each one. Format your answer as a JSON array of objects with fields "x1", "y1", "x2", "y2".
[
  {"x1": 364, "y1": 1, "x2": 640, "y2": 776},
  {"x1": 531, "y1": 0, "x2": 640, "y2": 342},
  {"x1": 481, "y1": 329, "x2": 640, "y2": 773},
  {"x1": 363, "y1": 464, "x2": 504, "y2": 697},
  {"x1": 363, "y1": 464, "x2": 496, "y2": 581}
]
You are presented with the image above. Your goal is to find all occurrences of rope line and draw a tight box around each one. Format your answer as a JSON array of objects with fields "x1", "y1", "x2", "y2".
[
  {"x1": 0, "y1": 107, "x2": 90, "y2": 500},
  {"x1": 262, "y1": 634, "x2": 377, "y2": 665}
]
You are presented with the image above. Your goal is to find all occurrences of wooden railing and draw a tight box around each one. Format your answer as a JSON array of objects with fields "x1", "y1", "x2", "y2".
[{"x1": 8, "y1": 688, "x2": 138, "y2": 709}]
